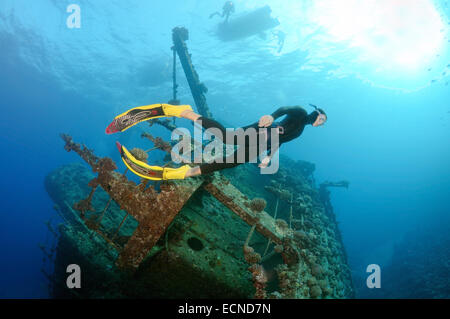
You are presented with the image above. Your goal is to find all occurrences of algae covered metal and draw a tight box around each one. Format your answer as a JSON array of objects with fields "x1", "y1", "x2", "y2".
[{"x1": 45, "y1": 138, "x2": 353, "y2": 298}]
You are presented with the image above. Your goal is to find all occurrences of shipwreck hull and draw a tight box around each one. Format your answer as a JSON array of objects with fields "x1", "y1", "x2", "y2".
[
  {"x1": 45, "y1": 163, "x2": 257, "y2": 298},
  {"x1": 44, "y1": 148, "x2": 354, "y2": 298}
]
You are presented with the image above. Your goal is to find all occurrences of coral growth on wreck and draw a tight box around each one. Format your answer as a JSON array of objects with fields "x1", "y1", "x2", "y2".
[
  {"x1": 43, "y1": 135, "x2": 353, "y2": 299},
  {"x1": 249, "y1": 198, "x2": 267, "y2": 213},
  {"x1": 129, "y1": 148, "x2": 149, "y2": 163}
]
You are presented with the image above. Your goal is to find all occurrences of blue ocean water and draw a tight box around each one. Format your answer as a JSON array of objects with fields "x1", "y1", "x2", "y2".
[{"x1": 0, "y1": 0, "x2": 449, "y2": 298}]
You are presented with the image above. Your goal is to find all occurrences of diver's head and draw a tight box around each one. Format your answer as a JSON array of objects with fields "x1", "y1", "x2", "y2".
[
  {"x1": 307, "y1": 104, "x2": 327, "y2": 127},
  {"x1": 224, "y1": 1, "x2": 234, "y2": 13}
]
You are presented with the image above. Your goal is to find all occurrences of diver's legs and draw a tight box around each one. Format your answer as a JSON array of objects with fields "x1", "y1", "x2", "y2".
[
  {"x1": 177, "y1": 112, "x2": 263, "y2": 178},
  {"x1": 180, "y1": 111, "x2": 230, "y2": 143},
  {"x1": 180, "y1": 109, "x2": 201, "y2": 121},
  {"x1": 184, "y1": 147, "x2": 251, "y2": 178},
  {"x1": 185, "y1": 166, "x2": 202, "y2": 178},
  {"x1": 181, "y1": 161, "x2": 241, "y2": 178},
  {"x1": 198, "y1": 161, "x2": 241, "y2": 176},
  {"x1": 195, "y1": 143, "x2": 259, "y2": 177}
]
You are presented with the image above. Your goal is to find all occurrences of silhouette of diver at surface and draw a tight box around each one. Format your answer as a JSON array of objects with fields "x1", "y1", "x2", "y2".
[
  {"x1": 273, "y1": 30, "x2": 286, "y2": 53},
  {"x1": 209, "y1": 1, "x2": 235, "y2": 22}
]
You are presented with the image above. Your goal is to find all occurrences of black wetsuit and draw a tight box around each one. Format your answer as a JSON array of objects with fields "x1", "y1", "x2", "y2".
[{"x1": 198, "y1": 106, "x2": 318, "y2": 174}]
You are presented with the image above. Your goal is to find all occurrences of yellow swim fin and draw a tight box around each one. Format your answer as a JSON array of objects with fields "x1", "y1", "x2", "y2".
[
  {"x1": 106, "y1": 103, "x2": 192, "y2": 134},
  {"x1": 162, "y1": 165, "x2": 191, "y2": 180},
  {"x1": 117, "y1": 142, "x2": 164, "y2": 180},
  {"x1": 161, "y1": 104, "x2": 193, "y2": 118},
  {"x1": 116, "y1": 142, "x2": 190, "y2": 180}
]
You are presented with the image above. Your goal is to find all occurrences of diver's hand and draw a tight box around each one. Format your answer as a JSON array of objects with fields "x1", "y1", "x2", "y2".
[
  {"x1": 258, "y1": 115, "x2": 274, "y2": 127},
  {"x1": 259, "y1": 156, "x2": 271, "y2": 168}
]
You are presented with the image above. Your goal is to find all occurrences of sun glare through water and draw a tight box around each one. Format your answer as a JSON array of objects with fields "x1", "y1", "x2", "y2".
[{"x1": 310, "y1": 0, "x2": 445, "y2": 71}]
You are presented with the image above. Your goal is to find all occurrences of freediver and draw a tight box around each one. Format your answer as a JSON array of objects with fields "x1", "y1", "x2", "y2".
[
  {"x1": 106, "y1": 104, "x2": 327, "y2": 180},
  {"x1": 273, "y1": 30, "x2": 286, "y2": 53},
  {"x1": 209, "y1": 1, "x2": 235, "y2": 22}
]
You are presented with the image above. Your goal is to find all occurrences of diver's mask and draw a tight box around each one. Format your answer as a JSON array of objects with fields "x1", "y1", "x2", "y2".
[
  {"x1": 315, "y1": 113, "x2": 327, "y2": 126},
  {"x1": 309, "y1": 104, "x2": 327, "y2": 126}
]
